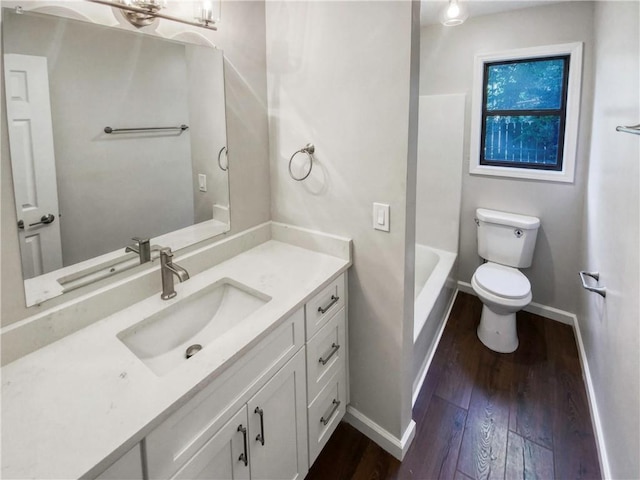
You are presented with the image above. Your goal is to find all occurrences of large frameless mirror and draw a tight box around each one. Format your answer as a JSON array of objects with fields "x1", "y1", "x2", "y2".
[{"x1": 2, "y1": 6, "x2": 230, "y2": 306}]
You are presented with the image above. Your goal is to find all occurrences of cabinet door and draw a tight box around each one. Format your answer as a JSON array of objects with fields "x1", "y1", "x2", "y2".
[
  {"x1": 170, "y1": 406, "x2": 250, "y2": 480},
  {"x1": 247, "y1": 349, "x2": 308, "y2": 480}
]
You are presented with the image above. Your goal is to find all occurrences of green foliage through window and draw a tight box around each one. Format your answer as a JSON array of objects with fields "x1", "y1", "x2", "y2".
[{"x1": 480, "y1": 56, "x2": 569, "y2": 170}]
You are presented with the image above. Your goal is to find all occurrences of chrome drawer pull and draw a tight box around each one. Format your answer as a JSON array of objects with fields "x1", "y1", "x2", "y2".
[
  {"x1": 320, "y1": 399, "x2": 341, "y2": 426},
  {"x1": 318, "y1": 343, "x2": 340, "y2": 365},
  {"x1": 237, "y1": 424, "x2": 248, "y2": 466},
  {"x1": 579, "y1": 271, "x2": 606, "y2": 298},
  {"x1": 254, "y1": 407, "x2": 265, "y2": 445},
  {"x1": 318, "y1": 295, "x2": 339, "y2": 314}
]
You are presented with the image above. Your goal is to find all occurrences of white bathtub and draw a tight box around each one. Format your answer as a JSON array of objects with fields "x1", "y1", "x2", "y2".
[{"x1": 412, "y1": 244, "x2": 457, "y2": 404}]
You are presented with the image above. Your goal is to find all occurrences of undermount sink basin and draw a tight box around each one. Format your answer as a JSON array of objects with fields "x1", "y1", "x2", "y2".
[{"x1": 117, "y1": 278, "x2": 271, "y2": 376}]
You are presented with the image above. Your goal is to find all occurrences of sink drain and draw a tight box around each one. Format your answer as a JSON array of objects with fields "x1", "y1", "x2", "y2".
[{"x1": 185, "y1": 344, "x2": 203, "y2": 359}]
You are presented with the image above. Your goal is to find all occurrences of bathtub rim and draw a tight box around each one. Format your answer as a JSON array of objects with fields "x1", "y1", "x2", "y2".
[{"x1": 414, "y1": 244, "x2": 457, "y2": 342}]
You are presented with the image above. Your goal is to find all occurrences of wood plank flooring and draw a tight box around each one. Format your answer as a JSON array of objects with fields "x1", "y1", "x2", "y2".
[{"x1": 306, "y1": 292, "x2": 602, "y2": 480}]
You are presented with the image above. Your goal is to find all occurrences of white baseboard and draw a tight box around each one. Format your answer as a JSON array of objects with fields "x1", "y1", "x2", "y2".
[
  {"x1": 344, "y1": 406, "x2": 416, "y2": 461},
  {"x1": 412, "y1": 290, "x2": 459, "y2": 407},
  {"x1": 456, "y1": 281, "x2": 574, "y2": 325},
  {"x1": 571, "y1": 315, "x2": 612, "y2": 478},
  {"x1": 457, "y1": 280, "x2": 611, "y2": 477}
]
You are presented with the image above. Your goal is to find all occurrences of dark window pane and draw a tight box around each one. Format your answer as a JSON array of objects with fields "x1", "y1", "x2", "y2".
[
  {"x1": 482, "y1": 115, "x2": 561, "y2": 167},
  {"x1": 486, "y1": 58, "x2": 566, "y2": 111}
]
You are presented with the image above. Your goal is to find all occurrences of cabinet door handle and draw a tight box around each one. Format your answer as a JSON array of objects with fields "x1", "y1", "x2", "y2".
[
  {"x1": 254, "y1": 407, "x2": 265, "y2": 445},
  {"x1": 318, "y1": 295, "x2": 339, "y2": 314},
  {"x1": 318, "y1": 343, "x2": 340, "y2": 365},
  {"x1": 320, "y1": 399, "x2": 341, "y2": 426},
  {"x1": 237, "y1": 424, "x2": 248, "y2": 466}
]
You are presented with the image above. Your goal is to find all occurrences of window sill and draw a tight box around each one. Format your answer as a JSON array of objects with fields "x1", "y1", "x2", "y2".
[{"x1": 469, "y1": 163, "x2": 574, "y2": 183}]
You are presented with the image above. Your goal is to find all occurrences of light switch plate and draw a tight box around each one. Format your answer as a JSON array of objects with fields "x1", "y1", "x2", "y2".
[
  {"x1": 373, "y1": 203, "x2": 390, "y2": 232},
  {"x1": 198, "y1": 174, "x2": 207, "y2": 192}
]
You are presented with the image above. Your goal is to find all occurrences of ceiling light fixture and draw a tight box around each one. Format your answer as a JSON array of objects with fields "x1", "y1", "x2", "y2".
[
  {"x1": 86, "y1": 0, "x2": 218, "y2": 31},
  {"x1": 439, "y1": 0, "x2": 468, "y2": 26},
  {"x1": 194, "y1": 0, "x2": 220, "y2": 26},
  {"x1": 120, "y1": 0, "x2": 166, "y2": 27}
]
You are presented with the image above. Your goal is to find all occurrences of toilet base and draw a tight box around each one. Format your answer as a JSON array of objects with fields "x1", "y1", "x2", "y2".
[{"x1": 476, "y1": 305, "x2": 518, "y2": 353}]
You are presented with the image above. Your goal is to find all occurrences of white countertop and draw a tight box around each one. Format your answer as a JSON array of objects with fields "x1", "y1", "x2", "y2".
[{"x1": 1, "y1": 240, "x2": 349, "y2": 479}]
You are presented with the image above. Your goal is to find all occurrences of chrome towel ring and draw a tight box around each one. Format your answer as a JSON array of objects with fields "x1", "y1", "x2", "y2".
[
  {"x1": 217, "y1": 146, "x2": 228, "y2": 171},
  {"x1": 288, "y1": 143, "x2": 315, "y2": 181}
]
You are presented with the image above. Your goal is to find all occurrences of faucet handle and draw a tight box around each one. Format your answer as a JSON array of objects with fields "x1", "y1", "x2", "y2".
[
  {"x1": 132, "y1": 236, "x2": 150, "y2": 245},
  {"x1": 159, "y1": 247, "x2": 173, "y2": 260}
]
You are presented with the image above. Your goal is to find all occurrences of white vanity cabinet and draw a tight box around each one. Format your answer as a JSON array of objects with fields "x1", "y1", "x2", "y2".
[
  {"x1": 145, "y1": 309, "x2": 308, "y2": 480},
  {"x1": 304, "y1": 275, "x2": 348, "y2": 465},
  {"x1": 99, "y1": 273, "x2": 348, "y2": 480},
  {"x1": 170, "y1": 405, "x2": 250, "y2": 480},
  {"x1": 245, "y1": 348, "x2": 307, "y2": 480},
  {"x1": 170, "y1": 349, "x2": 307, "y2": 480}
]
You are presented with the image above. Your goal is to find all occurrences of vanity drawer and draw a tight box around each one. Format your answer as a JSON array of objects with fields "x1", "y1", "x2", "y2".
[
  {"x1": 146, "y1": 308, "x2": 304, "y2": 479},
  {"x1": 306, "y1": 307, "x2": 346, "y2": 403},
  {"x1": 305, "y1": 274, "x2": 345, "y2": 340},
  {"x1": 307, "y1": 370, "x2": 347, "y2": 465}
]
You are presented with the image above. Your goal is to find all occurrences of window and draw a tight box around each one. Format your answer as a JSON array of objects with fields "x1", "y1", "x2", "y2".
[{"x1": 469, "y1": 43, "x2": 583, "y2": 183}]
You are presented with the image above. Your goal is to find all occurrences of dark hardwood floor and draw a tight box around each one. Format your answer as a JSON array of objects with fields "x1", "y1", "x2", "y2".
[{"x1": 306, "y1": 292, "x2": 602, "y2": 480}]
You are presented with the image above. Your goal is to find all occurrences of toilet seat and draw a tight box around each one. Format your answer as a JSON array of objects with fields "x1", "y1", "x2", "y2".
[{"x1": 474, "y1": 263, "x2": 530, "y2": 299}]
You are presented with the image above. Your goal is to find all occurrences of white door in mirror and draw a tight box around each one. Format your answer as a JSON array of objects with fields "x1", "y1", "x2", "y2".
[{"x1": 4, "y1": 54, "x2": 63, "y2": 278}]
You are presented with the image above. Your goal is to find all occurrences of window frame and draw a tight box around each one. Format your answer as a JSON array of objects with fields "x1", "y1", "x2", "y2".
[{"x1": 469, "y1": 43, "x2": 583, "y2": 183}]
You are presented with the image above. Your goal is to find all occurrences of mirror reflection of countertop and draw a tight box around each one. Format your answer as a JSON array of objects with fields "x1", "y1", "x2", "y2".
[
  {"x1": 2, "y1": 229, "x2": 351, "y2": 479},
  {"x1": 24, "y1": 219, "x2": 230, "y2": 305}
]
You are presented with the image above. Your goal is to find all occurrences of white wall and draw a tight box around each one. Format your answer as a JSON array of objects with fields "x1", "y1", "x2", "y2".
[
  {"x1": 416, "y1": 94, "x2": 464, "y2": 252},
  {"x1": 1, "y1": 0, "x2": 270, "y2": 326},
  {"x1": 265, "y1": 0, "x2": 418, "y2": 447},
  {"x1": 420, "y1": 2, "x2": 595, "y2": 314},
  {"x1": 580, "y1": 2, "x2": 639, "y2": 477}
]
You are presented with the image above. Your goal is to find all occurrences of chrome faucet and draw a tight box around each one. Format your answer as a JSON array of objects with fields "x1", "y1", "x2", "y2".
[
  {"x1": 159, "y1": 247, "x2": 190, "y2": 300},
  {"x1": 125, "y1": 237, "x2": 151, "y2": 264}
]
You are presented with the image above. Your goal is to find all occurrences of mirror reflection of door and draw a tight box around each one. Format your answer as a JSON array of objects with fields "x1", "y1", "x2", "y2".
[{"x1": 4, "y1": 53, "x2": 63, "y2": 278}]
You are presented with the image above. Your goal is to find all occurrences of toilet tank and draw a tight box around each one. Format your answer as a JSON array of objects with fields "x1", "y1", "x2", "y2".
[{"x1": 476, "y1": 208, "x2": 540, "y2": 268}]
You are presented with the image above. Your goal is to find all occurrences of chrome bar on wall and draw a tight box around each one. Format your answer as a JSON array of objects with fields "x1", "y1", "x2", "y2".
[
  {"x1": 104, "y1": 124, "x2": 189, "y2": 134},
  {"x1": 615, "y1": 124, "x2": 640, "y2": 135}
]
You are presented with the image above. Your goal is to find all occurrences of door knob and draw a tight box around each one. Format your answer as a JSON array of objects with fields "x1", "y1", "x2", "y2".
[{"x1": 21, "y1": 214, "x2": 56, "y2": 228}]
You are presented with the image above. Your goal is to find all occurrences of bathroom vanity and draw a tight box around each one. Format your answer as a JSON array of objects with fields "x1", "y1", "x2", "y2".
[{"x1": 1, "y1": 223, "x2": 351, "y2": 479}]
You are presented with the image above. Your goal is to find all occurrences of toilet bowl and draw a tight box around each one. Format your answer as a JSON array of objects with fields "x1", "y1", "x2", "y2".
[
  {"x1": 471, "y1": 262, "x2": 532, "y2": 353},
  {"x1": 472, "y1": 208, "x2": 540, "y2": 353}
]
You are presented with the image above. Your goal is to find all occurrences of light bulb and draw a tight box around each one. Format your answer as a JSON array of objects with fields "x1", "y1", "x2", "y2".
[
  {"x1": 446, "y1": 3, "x2": 460, "y2": 18},
  {"x1": 439, "y1": 0, "x2": 468, "y2": 26},
  {"x1": 195, "y1": 0, "x2": 220, "y2": 24}
]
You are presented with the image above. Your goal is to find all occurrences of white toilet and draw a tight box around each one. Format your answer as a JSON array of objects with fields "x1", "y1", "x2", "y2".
[{"x1": 471, "y1": 208, "x2": 540, "y2": 353}]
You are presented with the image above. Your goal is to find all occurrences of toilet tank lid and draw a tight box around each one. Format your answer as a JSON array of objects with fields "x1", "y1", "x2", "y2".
[{"x1": 476, "y1": 208, "x2": 540, "y2": 230}]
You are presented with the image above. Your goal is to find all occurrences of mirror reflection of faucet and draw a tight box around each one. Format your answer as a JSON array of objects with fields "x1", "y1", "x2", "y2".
[
  {"x1": 159, "y1": 247, "x2": 190, "y2": 300},
  {"x1": 125, "y1": 237, "x2": 151, "y2": 264}
]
